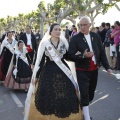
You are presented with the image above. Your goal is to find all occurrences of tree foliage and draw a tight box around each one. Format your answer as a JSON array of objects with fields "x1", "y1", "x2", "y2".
[{"x1": 0, "y1": 0, "x2": 120, "y2": 34}]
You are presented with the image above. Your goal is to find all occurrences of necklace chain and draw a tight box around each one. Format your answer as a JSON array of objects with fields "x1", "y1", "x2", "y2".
[{"x1": 50, "y1": 38, "x2": 60, "y2": 49}]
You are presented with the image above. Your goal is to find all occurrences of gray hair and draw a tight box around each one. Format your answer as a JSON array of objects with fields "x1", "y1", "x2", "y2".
[{"x1": 79, "y1": 16, "x2": 91, "y2": 23}]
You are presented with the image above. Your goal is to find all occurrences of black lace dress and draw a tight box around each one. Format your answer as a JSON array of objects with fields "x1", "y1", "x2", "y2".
[
  {"x1": 33, "y1": 43, "x2": 82, "y2": 120},
  {"x1": 4, "y1": 52, "x2": 32, "y2": 90},
  {"x1": 12, "y1": 53, "x2": 32, "y2": 83},
  {"x1": 0, "y1": 47, "x2": 13, "y2": 81},
  {"x1": 0, "y1": 40, "x2": 17, "y2": 81},
  {"x1": 1, "y1": 47, "x2": 13, "y2": 76}
]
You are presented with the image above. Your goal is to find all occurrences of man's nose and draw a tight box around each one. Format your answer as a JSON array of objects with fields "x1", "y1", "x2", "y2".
[{"x1": 81, "y1": 26, "x2": 85, "y2": 29}]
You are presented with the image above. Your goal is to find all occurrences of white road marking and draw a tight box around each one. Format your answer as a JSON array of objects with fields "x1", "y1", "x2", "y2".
[
  {"x1": 9, "y1": 91, "x2": 24, "y2": 108},
  {"x1": 102, "y1": 70, "x2": 120, "y2": 79},
  {"x1": 90, "y1": 94, "x2": 109, "y2": 106}
]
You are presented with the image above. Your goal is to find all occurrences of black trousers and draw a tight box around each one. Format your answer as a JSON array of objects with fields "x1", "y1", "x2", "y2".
[
  {"x1": 76, "y1": 69, "x2": 98, "y2": 106},
  {"x1": 116, "y1": 46, "x2": 120, "y2": 70}
]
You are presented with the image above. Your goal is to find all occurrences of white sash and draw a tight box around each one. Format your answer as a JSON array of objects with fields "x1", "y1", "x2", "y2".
[
  {"x1": 46, "y1": 42, "x2": 79, "y2": 91},
  {"x1": 15, "y1": 50, "x2": 29, "y2": 65},
  {"x1": 4, "y1": 41, "x2": 15, "y2": 54}
]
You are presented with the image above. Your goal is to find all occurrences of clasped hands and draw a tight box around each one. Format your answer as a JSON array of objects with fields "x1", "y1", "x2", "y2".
[
  {"x1": 83, "y1": 49, "x2": 94, "y2": 58},
  {"x1": 75, "y1": 49, "x2": 112, "y2": 74},
  {"x1": 75, "y1": 49, "x2": 94, "y2": 58}
]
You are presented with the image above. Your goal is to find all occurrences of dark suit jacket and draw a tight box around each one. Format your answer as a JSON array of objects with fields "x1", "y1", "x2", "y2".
[
  {"x1": 99, "y1": 28, "x2": 107, "y2": 43},
  {"x1": 65, "y1": 29, "x2": 70, "y2": 40},
  {"x1": 19, "y1": 33, "x2": 38, "y2": 64},
  {"x1": 19, "y1": 33, "x2": 37, "y2": 52},
  {"x1": 68, "y1": 32, "x2": 110, "y2": 70}
]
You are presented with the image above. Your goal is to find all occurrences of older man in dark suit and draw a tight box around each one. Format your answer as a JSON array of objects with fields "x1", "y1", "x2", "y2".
[
  {"x1": 68, "y1": 16, "x2": 111, "y2": 120},
  {"x1": 19, "y1": 25, "x2": 37, "y2": 63}
]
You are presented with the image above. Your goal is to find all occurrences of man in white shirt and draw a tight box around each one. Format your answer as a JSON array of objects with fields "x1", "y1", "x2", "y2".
[{"x1": 19, "y1": 25, "x2": 37, "y2": 64}]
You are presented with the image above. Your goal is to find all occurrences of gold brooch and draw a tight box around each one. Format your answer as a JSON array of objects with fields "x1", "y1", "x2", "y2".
[{"x1": 48, "y1": 46, "x2": 52, "y2": 50}]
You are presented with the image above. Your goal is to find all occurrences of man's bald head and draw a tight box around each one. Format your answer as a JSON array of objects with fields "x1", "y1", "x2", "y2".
[{"x1": 79, "y1": 16, "x2": 91, "y2": 24}]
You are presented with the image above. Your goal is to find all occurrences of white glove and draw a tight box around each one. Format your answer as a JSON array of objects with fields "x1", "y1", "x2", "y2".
[{"x1": 13, "y1": 68, "x2": 18, "y2": 78}]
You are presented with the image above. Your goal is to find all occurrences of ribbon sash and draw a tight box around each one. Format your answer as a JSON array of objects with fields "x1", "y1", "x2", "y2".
[
  {"x1": 5, "y1": 41, "x2": 15, "y2": 54},
  {"x1": 46, "y1": 43, "x2": 78, "y2": 90},
  {"x1": 15, "y1": 50, "x2": 29, "y2": 65}
]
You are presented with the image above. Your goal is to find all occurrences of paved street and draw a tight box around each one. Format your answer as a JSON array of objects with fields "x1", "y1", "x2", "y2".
[
  {"x1": 0, "y1": 84, "x2": 26, "y2": 120},
  {"x1": 90, "y1": 68, "x2": 120, "y2": 120},
  {"x1": 0, "y1": 68, "x2": 120, "y2": 120}
]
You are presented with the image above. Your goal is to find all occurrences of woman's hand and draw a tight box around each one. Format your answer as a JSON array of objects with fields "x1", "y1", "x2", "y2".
[
  {"x1": 14, "y1": 65, "x2": 17, "y2": 68},
  {"x1": 75, "y1": 51, "x2": 81, "y2": 55},
  {"x1": 31, "y1": 64, "x2": 34, "y2": 69}
]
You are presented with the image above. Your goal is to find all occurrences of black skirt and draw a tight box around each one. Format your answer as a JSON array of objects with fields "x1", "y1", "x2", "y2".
[
  {"x1": 35, "y1": 61, "x2": 79, "y2": 118},
  {"x1": 1, "y1": 49, "x2": 13, "y2": 76},
  {"x1": 12, "y1": 59, "x2": 32, "y2": 84}
]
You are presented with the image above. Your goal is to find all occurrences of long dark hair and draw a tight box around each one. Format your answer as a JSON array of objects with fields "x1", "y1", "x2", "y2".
[
  {"x1": 17, "y1": 40, "x2": 24, "y2": 47},
  {"x1": 49, "y1": 23, "x2": 59, "y2": 35},
  {"x1": 7, "y1": 31, "x2": 12, "y2": 36}
]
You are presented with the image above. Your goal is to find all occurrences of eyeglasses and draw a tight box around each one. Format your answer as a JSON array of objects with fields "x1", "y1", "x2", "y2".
[{"x1": 79, "y1": 24, "x2": 88, "y2": 27}]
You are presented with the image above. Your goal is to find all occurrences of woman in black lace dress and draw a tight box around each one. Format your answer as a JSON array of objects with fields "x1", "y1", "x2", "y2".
[
  {"x1": 4, "y1": 40, "x2": 32, "y2": 90},
  {"x1": 0, "y1": 31, "x2": 17, "y2": 81},
  {"x1": 24, "y1": 23, "x2": 82, "y2": 120}
]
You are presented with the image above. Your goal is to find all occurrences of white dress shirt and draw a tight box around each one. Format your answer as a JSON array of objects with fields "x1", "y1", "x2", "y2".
[
  {"x1": 84, "y1": 34, "x2": 96, "y2": 64},
  {"x1": 26, "y1": 33, "x2": 32, "y2": 49}
]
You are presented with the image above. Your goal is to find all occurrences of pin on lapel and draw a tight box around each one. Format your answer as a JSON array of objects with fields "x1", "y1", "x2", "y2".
[
  {"x1": 92, "y1": 37, "x2": 93, "y2": 41},
  {"x1": 83, "y1": 37, "x2": 86, "y2": 42}
]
